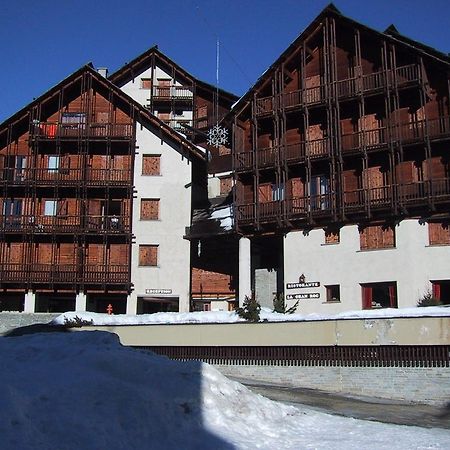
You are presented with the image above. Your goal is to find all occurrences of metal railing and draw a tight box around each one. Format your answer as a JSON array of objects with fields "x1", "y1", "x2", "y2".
[{"x1": 145, "y1": 345, "x2": 450, "y2": 368}]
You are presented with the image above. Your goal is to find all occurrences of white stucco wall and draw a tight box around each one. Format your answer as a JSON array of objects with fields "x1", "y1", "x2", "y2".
[
  {"x1": 131, "y1": 125, "x2": 192, "y2": 312},
  {"x1": 283, "y1": 219, "x2": 450, "y2": 314}
]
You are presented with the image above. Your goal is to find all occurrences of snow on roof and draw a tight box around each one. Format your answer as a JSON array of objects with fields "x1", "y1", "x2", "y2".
[
  {"x1": 52, "y1": 306, "x2": 450, "y2": 327},
  {"x1": 1, "y1": 331, "x2": 449, "y2": 449},
  {"x1": 210, "y1": 205, "x2": 233, "y2": 231}
]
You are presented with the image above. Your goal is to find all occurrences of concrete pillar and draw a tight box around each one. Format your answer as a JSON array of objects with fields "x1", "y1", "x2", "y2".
[
  {"x1": 126, "y1": 292, "x2": 138, "y2": 315},
  {"x1": 75, "y1": 292, "x2": 87, "y2": 312},
  {"x1": 238, "y1": 237, "x2": 252, "y2": 306},
  {"x1": 24, "y1": 290, "x2": 36, "y2": 313}
]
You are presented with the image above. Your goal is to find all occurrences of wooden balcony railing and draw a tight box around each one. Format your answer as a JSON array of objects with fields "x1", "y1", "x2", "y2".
[
  {"x1": 343, "y1": 179, "x2": 450, "y2": 211},
  {"x1": 257, "y1": 146, "x2": 278, "y2": 167},
  {"x1": 255, "y1": 96, "x2": 274, "y2": 115},
  {"x1": 259, "y1": 201, "x2": 282, "y2": 220},
  {"x1": 341, "y1": 127, "x2": 388, "y2": 153},
  {"x1": 31, "y1": 122, "x2": 133, "y2": 139},
  {"x1": 254, "y1": 65, "x2": 420, "y2": 116},
  {"x1": 236, "y1": 179, "x2": 450, "y2": 226},
  {"x1": 307, "y1": 138, "x2": 330, "y2": 158},
  {"x1": 281, "y1": 141, "x2": 307, "y2": 163},
  {"x1": 0, "y1": 215, "x2": 130, "y2": 234},
  {"x1": 161, "y1": 119, "x2": 193, "y2": 133},
  {"x1": 2, "y1": 168, "x2": 132, "y2": 186},
  {"x1": 0, "y1": 263, "x2": 130, "y2": 285},
  {"x1": 152, "y1": 86, "x2": 193, "y2": 100},
  {"x1": 234, "y1": 151, "x2": 254, "y2": 171}
]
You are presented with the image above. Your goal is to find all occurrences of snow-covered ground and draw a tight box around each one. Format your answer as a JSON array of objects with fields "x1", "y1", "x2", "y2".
[
  {"x1": 0, "y1": 331, "x2": 449, "y2": 450},
  {"x1": 52, "y1": 305, "x2": 450, "y2": 326}
]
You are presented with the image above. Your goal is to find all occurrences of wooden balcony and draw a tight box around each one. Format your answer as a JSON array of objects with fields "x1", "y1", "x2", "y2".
[
  {"x1": 257, "y1": 146, "x2": 279, "y2": 168},
  {"x1": 0, "y1": 215, "x2": 130, "y2": 234},
  {"x1": 337, "y1": 64, "x2": 419, "y2": 99},
  {"x1": 152, "y1": 86, "x2": 193, "y2": 101},
  {"x1": 161, "y1": 119, "x2": 193, "y2": 134},
  {"x1": 31, "y1": 122, "x2": 133, "y2": 140},
  {"x1": 0, "y1": 263, "x2": 130, "y2": 285},
  {"x1": 343, "y1": 179, "x2": 450, "y2": 212},
  {"x1": 392, "y1": 116, "x2": 450, "y2": 144},
  {"x1": 341, "y1": 115, "x2": 450, "y2": 154},
  {"x1": 236, "y1": 193, "x2": 333, "y2": 226},
  {"x1": 341, "y1": 127, "x2": 388, "y2": 153},
  {"x1": 281, "y1": 141, "x2": 307, "y2": 164},
  {"x1": 254, "y1": 65, "x2": 420, "y2": 116},
  {"x1": 2, "y1": 168, "x2": 132, "y2": 187}
]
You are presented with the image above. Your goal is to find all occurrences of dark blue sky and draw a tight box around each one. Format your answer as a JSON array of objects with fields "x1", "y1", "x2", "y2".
[{"x1": 1, "y1": 0, "x2": 449, "y2": 122}]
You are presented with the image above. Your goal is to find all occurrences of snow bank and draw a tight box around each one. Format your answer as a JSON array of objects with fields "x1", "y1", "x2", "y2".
[
  {"x1": 52, "y1": 306, "x2": 450, "y2": 327},
  {"x1": 0, "y1": 331, "x2": 449, "y2": 449}
]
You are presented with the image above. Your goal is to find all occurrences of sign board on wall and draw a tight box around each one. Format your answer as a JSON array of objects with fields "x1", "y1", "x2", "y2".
[
  {"x1": 145, "y1": 289, "x2": 172, "y2": 295},
  {"x1": 287, "y1": 281, "x2": 320, "y2": 289},
  {"x1": 286, "y1": 292, "x2": 320, "y2": 300}
]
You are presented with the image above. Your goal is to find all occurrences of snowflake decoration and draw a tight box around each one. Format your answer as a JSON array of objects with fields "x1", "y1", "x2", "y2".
[{"x1": 207, "y1": 124, "x2": 228, "y2": 147}]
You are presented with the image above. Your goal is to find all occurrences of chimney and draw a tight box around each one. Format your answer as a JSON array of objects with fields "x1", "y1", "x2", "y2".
[{"x1": 97, "y1": 67, "x2": 108, "y2": 78}]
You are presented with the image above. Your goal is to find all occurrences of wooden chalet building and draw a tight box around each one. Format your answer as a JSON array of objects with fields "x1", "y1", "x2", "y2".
[
  {"x1": 229, "y1": 5, "x2": 450, "y2": 311},
  {"x1": 0, "y1": 64, "x2": 206, "y2": 314},
  {"x1": 108, "y1": 46, "x2": 239, "y2": 312}
]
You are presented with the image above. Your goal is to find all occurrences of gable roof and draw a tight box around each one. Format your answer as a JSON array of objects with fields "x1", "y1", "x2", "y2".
[
  {"x1": 108, "y1": 45, "x2": 238, "y2": 103},
  {"x1": 227, "y1": 3, "x2": 450, "y2": 117},
  {"x1": 0, "y1": 64, "x2": 206, "y2": 161}
]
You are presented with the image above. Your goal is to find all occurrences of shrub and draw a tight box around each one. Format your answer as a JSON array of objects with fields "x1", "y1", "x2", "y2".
[
  {"x1": 417, "y1": 289, "x2": 441, "y2": 307},
  {"x1": 236, "y1": 293, "x2": 261, "y2": 322},
  {"x1": 63, "y1": 316, "x2": 94, "y2": 328},
  {"x1": 273, "y1": 293, "x2": 299, "y2": 314}
]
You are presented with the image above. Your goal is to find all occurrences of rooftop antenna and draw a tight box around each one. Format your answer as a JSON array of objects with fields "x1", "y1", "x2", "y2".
[{"x1": 207, "y1": 38, "x2": 228, "y2": 148}]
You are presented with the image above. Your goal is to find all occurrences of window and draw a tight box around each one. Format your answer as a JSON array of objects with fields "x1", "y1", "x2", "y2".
[
  {"x1": 325, "y1": 285, "x2": 340, "y2": 302},
  {"x1": 140, "y1": 199, "x2": 159, "y2": 220},
  {"x1": 3, "y1": 199, "x2": 22, "y2": 216},
  {"x1": 139, "y1": 245, "x2": 158, "y2": 266},
  {"x1": 324, "y1": 229, "x2": 340, "y2": 244},
  {"x1": 271, "y1": 183, "x2": 285, "y2": 201},
  {"x1": 360, "y1": 225, "x2": 395, "y2": 250},
  {"x1": 48, "y1": 156, "x2": 60, "y2": 172},
  {"x1": 428, "y1": 222, "x2": 450, "y2": 245},
  {"x1": 219, "y1": 176, "x2": 233, "y2": 196},
  {"x1": 309, "y1": 175, "x2": 330, "y2": 210},
  {"x1": 142, "y1": 155, "x2": 161, "y2": 175},
  {"x1": 61, "y1": 112, "x2": 86, "y2": 127},
  {"x1": 141, "y1": 78, "x2": 152, "y2": 89},
  {"x1": 361, "y1": 282, "x2": 397, "y2": 309},
  {"x1": 44, "y1": 200, "x2": 57, "y2": 216},
  {"x1": 431, "y1": 280, "x2": 450, "y2": 305}
]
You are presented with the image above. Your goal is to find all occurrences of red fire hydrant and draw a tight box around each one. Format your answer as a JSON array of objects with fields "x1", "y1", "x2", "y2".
[{"x1": 106, "y1": 304, "x2": 113, "y2": 315}]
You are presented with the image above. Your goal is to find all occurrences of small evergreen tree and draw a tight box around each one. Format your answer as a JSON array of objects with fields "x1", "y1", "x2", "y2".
[
  {"x1": 417, "y1": 289, "x2": 441, "y2": 307},
  {"x1": 273, "y1": 293, "x2": 299, "y2": 314},
  {"x1": 236, "y1": 293, "x2": 261, "y2": 322}
]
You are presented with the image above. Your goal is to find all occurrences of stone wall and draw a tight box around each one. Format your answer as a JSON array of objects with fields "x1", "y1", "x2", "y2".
[
  {"x1": 215, "y1": 364, "x2": 450, "y2": 406},
  {"x1": 0, "y1": 313, "x2": 59, "y2": 336}
]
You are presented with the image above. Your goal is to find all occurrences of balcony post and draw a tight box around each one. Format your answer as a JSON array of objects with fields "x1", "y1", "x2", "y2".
[
  {"x1": 238, "y1": 237, "x2": 252, "y2": 307},
  {"x1": 24, "y1": 290, "x2": 36, "y2": 313},
  {"x1": 75, "y1": 291, "x2": 87, "y2": 312},
  {"x1": 126, "y1": 292, "x2": 138, "y2": 315}
]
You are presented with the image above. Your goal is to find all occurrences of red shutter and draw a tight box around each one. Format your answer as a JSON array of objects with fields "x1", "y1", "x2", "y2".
[{"x1": 362, "y1": 285, "x2": 372, "y2": 309}]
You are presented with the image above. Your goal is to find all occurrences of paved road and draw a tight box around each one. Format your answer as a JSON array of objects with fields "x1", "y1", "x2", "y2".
[{"x1": 232, "y1": 378, "x2": 450, "y2": 429}]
